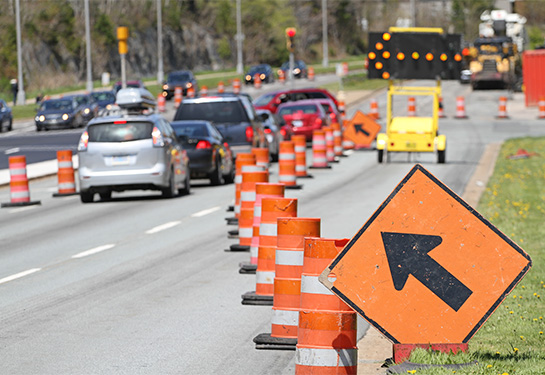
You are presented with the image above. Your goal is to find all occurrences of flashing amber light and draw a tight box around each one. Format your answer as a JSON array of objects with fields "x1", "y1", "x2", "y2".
[
  {"x1": 462, "y1": 48, "x2": 470, "y2": 56},
  {"x1": 376, "y1": 42, "x2": 384, "y2": 50},
  {"x1": 383, "y1": 51, "x2": 391, "y2": 59},
  {"x1": 412, "y1": 52, "x2": 419, "y2": 60},
  {"x1": 426, "y1": 53, "x2": 434, "y2": 61},
  {"x1": 382, "y1": 33, "x2": 391, "y2": 41},
  {"x1": 369, "y1": 52, "x2": 377, "y2": 60},
  {"x1": 397, "y1": 52, "x2": 405, "y2": 60},
  {"x1": 454, "y1": 53, "x2": 462, "y2": 62},
  {"x1": 375, "y1": 62, "x2": 383, "y2": 70},
  {"x1": 440, "y1": 53, "x2": 448, "y2": 61},
  {"x1": 382, "y1": 71, "x2": 390, "y2": 79}
]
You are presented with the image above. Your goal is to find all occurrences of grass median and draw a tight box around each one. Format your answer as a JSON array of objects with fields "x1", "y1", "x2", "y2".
[{"x1": 406, "y1": 136, "x2": 545, "y2": 374}]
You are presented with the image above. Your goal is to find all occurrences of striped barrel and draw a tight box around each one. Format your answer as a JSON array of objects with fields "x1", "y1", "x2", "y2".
[
  {"x1": 296, "y1": 237, "x2": 357, "y2": 375},
  {"x1": 249, "y1": 183, "x2": 285, "y2": 266},
  {"x1": 271, "y1": 218, "x2": 321, "y2": 339},
  {"x1": 234, "y1": 154, "x2": 257, "y2": 217},
  {"x1": 539, "y1": 97, "x2": 545, "y2": 119},
  {"x1": 233, "y1": 78, "x2": 241, "y2": 94},
  {"x1": 56, "y1": 150, "x2": 76, "y2": 195},
  {"x1": 255, "y1": 198, "x2": 297, "y2": 296},
  {"x1": 278, "y1": 141, "x2": 297, "y2": 186},
  {"x1": 251, "y1": 148, "x2": 269, "y2": 170},
  {"x1": 239, "y1": 170, "x2": 269, "y2": 246},
  {"x1": 311, "y1": 129, "x2": 328, "y2": 168},
  {"x1": 497, "y1": 96, "x2": 508, "y2": 119},
  {"x1": 174, "y1": 86, "x2": 183, "y2": 108},
  {"x1": 157, "y1": 94, "x2": 166, "y2": 112},
  {"x1": 407, "y1": 96, "x2": 416, "y2": 117},
  {"x1": 292, "y1": 135, "x2": 309, "y2": 177},
  {"x1": 8, "y1": 155, "x2": 31, "y2": 203},
  {"x1": 323, "y1": 127, "x2": 335, "y2": 162},
  {"x1": 331, "y1": 122, "x2": 343, "y2": 157},
  {"x1": 187, "y1": 86, "x2": 195, "y2": 98},
  {"x1": 200, "y1": 86, "x2": 208, "y2": 97},
  {"x1": 455, "y1": 96, "x2": 467, "y2": 119},
  {"x1": 217, "y1": 81, "x2": 225, "y2": 94},
  {"x1": 369, "y1": 98, "x2": 380, "y2": 119}
]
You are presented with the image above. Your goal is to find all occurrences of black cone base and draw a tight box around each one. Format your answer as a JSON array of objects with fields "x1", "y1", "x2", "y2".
[
  {"x1": 241, "y1": 291, "x2": 273, "y2": 305},
  {"x1": 253, "y1": 333, "x2": 297, "y2": 350}
]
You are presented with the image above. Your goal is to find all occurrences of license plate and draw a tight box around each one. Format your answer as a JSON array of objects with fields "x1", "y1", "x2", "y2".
[
  {"x1": 111, "y1": 156, "x2": 130, "y2": 165},
  {"x1": 292, "y1": 120, "x2": 303, "y2": 127},
  {"x1": 405, "y1": 141, "x2": 417, "y2": 149}
]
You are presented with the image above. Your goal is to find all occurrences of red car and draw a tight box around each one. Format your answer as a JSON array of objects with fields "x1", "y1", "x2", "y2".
[
  {"x1": 312, "y1": 98, "x2": 343, "y2": 126},
  {"x1": 277, "y1": 100, "x2": 331, "y2": 142},
  {"x1": 253, "y1": 88, "x2": 339, "y2": 114}
]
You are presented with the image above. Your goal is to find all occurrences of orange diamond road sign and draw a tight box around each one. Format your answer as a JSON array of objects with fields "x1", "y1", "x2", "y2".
[
  {"x1": 319, "y1": 164, "x2": 531, "y2": 344},
  {"x1": 342, "y1": 110, "x2": 381, "y2": 148}
]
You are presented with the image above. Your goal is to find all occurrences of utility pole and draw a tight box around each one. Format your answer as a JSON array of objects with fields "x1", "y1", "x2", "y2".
[
  {"x1": 157, "y1": 0, "x2": 164, "y2": 84},
  {"x1": 322, "y1": 0, "x2": 328, "y2": 67},
  {"x1": 235, "y1": 0, "x2": 244, "y2": 74},
  {"x1": 15, "y1": 0, "x2": 26, "y2": 105},
  {"x1": 85, "y1": 0, "x2": 93, "y2": 92}
]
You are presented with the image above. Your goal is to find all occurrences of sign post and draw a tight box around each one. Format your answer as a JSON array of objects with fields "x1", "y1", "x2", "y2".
[{"x1": 319, "y1": 164, "x2": 532, "y2": 363}]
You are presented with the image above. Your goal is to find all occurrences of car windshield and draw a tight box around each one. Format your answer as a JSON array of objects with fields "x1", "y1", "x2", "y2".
[
  {"x1": 176, "y1": 101, "x2": 247, "y2": 123},
  {"x1": 278, "y1": 105, "x2": 318, "y2": 115},
  {"x1": 87, "y1": 122, "x2": 153, "y2": 142},
  {"x1": 253, "y1": 93, "x2": 277, "y2": 107},
  {"x1": 172, "y1": 123, "x2": 208, "y2": 138},
  {"x1": 248, "y1": 65, "x2": 266, "y2": 74},
  {"x1": 40, "y1": 100, "x2": 73, "y2": 111},
  {"x1": 91, "y1": 92, "x2": 115, "y2": 102},
  {"x1": 168, "y1": 73, "x2": 191, "y2": 82}
]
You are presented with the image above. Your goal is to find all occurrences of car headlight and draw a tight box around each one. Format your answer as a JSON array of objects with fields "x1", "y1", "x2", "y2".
[
  {"x1": 83, "y1": 108, "x2": 90, "y2": 115},
  {"x1": 62, "y1": 114, "x2": 69, "y2": 121},
  {"x1": 260, "y1": 74, "x2": 266, "y2": 80},
  {"x1": 186, "y1": 82, "x2": 192, "y2": 88},
  {"x1": 36, "y1": 115, "x2": 43, "y2": 122},
  {"x1": 294, "y1": 68, "x2": 301, "y2": 74},
  {"x1": 245, "y1": 75, "x2": 251, "y2": 81},
  {"x1": 163, "y1": 84, "x2": 169, "y2": 90},
  {"x1": 106, "y1": 104, "x2": 112, "y2": 110}
]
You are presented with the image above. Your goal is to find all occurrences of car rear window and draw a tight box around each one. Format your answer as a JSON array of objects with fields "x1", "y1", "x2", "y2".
[
  {"x1": 172, "y1": 123, "x2": 208, "y2": 138},
  {"x1": 254, "y1": 93, "x2": 277, "y2": 107},
  {"x1": 278, "y1": 105, "x2": 318, "y2": 115},
  {"x1": 88, "y1": 122, "x2": 153, "y2": 142},
  {"x1": 175, "y1": 101, "x2": 248, "y2": 123}
]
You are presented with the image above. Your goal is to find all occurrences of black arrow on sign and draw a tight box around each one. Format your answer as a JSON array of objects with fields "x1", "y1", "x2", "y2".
[
  {"x1": 354, "y1": 124, "x2": 370, "y2": 136},
  {"x1": 381, "y1": 232, "x2": 473, "y2": 312}
]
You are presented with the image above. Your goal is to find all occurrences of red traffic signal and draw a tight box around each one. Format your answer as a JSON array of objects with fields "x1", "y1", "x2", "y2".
[{"x1": 286, "y1": 27, "x2": 296, "y2": 38}]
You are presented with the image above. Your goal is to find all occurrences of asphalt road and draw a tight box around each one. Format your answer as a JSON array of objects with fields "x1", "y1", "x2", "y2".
[{"x1": 0, "y1": 80, "x2": 544, "y2": 374}]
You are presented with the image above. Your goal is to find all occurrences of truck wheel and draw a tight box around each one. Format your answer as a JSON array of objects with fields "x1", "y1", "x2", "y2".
[
  {"x1": 378, "y1": 149, "x2": 384, "y2": 163},
  {"x1": 438, "y1": 149, "x2": 446, "y2": 164}
]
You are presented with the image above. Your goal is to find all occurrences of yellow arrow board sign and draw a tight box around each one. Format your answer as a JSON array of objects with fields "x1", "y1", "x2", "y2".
[
  {"x1": 342, "y1": 110, "x2": 381, "y2": 148},
  {"x1": 320, "y1": 164, "x2": 531, "y2": 344}
]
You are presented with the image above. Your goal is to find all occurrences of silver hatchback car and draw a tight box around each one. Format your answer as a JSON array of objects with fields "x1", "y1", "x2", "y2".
[{"x1": 77, "y1": 88, "x2": 190, "y2": 203}]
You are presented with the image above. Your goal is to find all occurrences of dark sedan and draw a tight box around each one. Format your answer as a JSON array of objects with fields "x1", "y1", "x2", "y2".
[
  {"x1": 0, "y1": 99, "x2": 13, "y2": 132},
  {"x1": 35, "y1": 94, "x2": 98, "y2": 131},
  {"x1": 162, "y1": 70, "x2": 198, "y2": 99},
  {"x1": 171, "y1": 120, "x2": 234, "y2": 185},
  {"x1": 245, "y1": 64, "x2": 275, "y2": 84},
  {"x1": 90, "y1": 90, "x2": 116, "y2": 112}
]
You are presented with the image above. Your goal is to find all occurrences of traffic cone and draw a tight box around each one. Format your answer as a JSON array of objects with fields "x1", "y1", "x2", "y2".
[
  {"x1": 407, "y1": 97, "x2": 416, "y2": 117},
  {"x1": 497, "y1": 96, "x2": 509, "y2": 119},
  {"x1": 53, "y1": 150, "x2": 78, "y2": 197},
  {"x1": 338, "y1": 100, "x2": 346, "y2": 116},
  {"x1": 174, "y1": 86, "x2": 183, "y2": 109},
  {"x1": 200, "y1": 85, "x2": 208, "y2": 97},
  {"x1": 242, "y1": 197, "x2": 297, "y2": 305},
  {"x1": 157, "y1": 93, "x2": 166, "y2": 112},
  {"x1": 369, "y1": 98, "x2": 380, "y2": 119},
  {"x1": 438, "y1": 96, "x2": 445, "y2": 118},
  {"x1": 538, "y1": 97, "x2": 545, "y2": 119},
  {"x1": 323, "y1": 126, "x2": 336, "y2": 163},
  {"x1": 455, "y1": 96, "x2": 468, "y2": 119},
  {"x1": 226, "y1": 153, "x2": 256, "y2": 226},
  {"x1": 309, "y1": 129, "x2": 331, "y2": 169},
  {"x1": 254, "y1": 74, "x2": 262, "y2": 89},
  {"x1": 308, "y1": 66, "x2": 315, "y2": 81},
  {"x1": 251, "y1": 148, "x2": 269, "y2": 170},
  {"x1": 217, "y1": 81, "x2": 225, "y2": 94},
  {"x1": 1, "y1": 155, "x2": 41, "y2": 208},
  {"x1": 296, "y1": 237, "x2": 357, "y2": 374},
  {"x1": 279, "y1": 70, "x2": 285, "y2": 84},
  {"x1": 233, "y1": 78, "x2": 241, "y2": 94},
  {"x1": 331, "y1": 122, "x2": 344, "y2": 157},
  {"x1": 228, "y1": 169, "x2": 268, "y2": 252},
  {"x1": 278, "y1": 141, "x2": 302, "y2": 189},
  {"x1": 187, "y1": 86, "x2": 195, "y2": 98},
  {"x1": 254, "y1": 218, "x2": 321, "y2": 350},
  {"x1": 292, "y1": 135, "x2": 313, "y2": 178},
  {"x1": 240, "y1": 183, "x2": 285, "y2": 274}
]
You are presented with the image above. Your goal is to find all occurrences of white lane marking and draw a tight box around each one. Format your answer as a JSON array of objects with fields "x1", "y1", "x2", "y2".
[
  {"x1": 145, "y1": 221, "x2": 181, "y2": 234},
  {"x1": 191, "y1": 206, "x2": 221, "y2": 217},
  {"x1": 5, "y1": 147, "x2": 20, "y2": 155},
  {"x1": 9, "y1": 205, "x2": 39, "y2": 214},
  {"x1": 72, "y1": 244, "x2": 116, "y2": 259},
  {"x1": 0, "y1": 268, "x2": 41, "y2": 285}
]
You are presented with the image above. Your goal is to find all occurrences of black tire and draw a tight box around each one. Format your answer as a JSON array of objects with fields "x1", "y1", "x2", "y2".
[
  {"x1": 210, "y1": 158, "x2": 225, "y2": 186},
  {"x1": 438, "y1": 149, "x2": 446, "y2": 164},
  {"x1": 180, "y1": 171, "x2": 191, "y2": 196},
  {"x1": 80, "y1": 190, "x2": 94, "y2": 203},
  {"x1": 36, "y1": 126, "x2": 43, "y2": 132},
  {"x1": 378, "y1": 149, "x2": 384, "y2": 163},
  {"x1": 8, "y1": 118, "x2": 12, "y2": 131},
  {"x1": 162, "y1": 170, "x2": 177, "y2": 198},
  {"x1": 99, "y1": 191, "x2": 112, "y2": 201}
]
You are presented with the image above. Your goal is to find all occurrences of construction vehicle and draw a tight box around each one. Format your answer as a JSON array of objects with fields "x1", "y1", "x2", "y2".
[
  {"x1": 466, "y1": 10, "x2": 527, "y2": 90},
  {"x1": 367, "y1": 27, "x2": 461, "y2": 164}
]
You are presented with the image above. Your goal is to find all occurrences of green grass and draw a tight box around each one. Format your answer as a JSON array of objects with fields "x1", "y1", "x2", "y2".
[{"x1": 402, "y1": 136, "x2": 545, "y2": 374}]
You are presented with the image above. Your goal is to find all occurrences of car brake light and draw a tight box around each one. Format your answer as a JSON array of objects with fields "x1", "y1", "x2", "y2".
[
  {"x1": 78, "y1": 131, "x2": 89, "y2": 151},
  {"x1": 280, "y1": 128, "x2": 287, "y2": 138},
  {"x1": 223, "y1": 142, "x2": 229, "y2": 148},
  {"x1": 152, "y1": 126, "x2": 165, "y2": 147},
  {"x1": 114, "y1": 120, "x2": 127, "y2": 124},
  {"x1": 245, "y1": 126, "x2": 254, "y2": 143},
  {"x1": 315, "y1": 117, "x2": 323, "y2": 126},
  {"x1": 196, "y1": 140, "x2": 212, "y2": 149},
  {"x1": 264, "y1": 128, "x2": 272, "y2": 134}
]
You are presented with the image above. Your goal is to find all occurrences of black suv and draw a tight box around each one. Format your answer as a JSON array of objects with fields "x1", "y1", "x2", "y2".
[
  {"x1": 162, "y1": 70, "x2": 198, "y2": 99},
  {"x1": 173, "y1": 94, "x2": 268, "y2": 157}
]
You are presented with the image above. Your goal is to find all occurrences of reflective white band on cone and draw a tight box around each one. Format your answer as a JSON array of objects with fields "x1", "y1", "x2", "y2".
[
  {"x1": 296, "y1": 347, "x2": 358, "y2": 367},
  {"x1": 301, "y1": 275, "x2": 335, "y2": 295},
  {"x1": 276, "y1": 249, "x2": 304, "y2": 266},
  {"x1": 256, "y1": 271, "x2": 275, "y2": 284},
  {"x1": 240, "y1": 191, "x2": 256, "y2": 202},
  {"x1": 239, "y1": 227, "x2": 253, "y2": 238},
  {"x1": 271, "y1": 308, "x2": 299, "y2": 326},
  {"x1": 259, "y1": 223, "x2": 277, "y2": 236}
]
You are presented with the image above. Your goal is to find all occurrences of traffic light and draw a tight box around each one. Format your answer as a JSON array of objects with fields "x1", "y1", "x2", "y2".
[
  {"x1": 367, "y1": 28, "x2": 462, "y2": 80},
  {"x1": 286, "y1": 27, "x2": 296, "y2": 52},
  {"x1": 117, "y1": 26, "x2": 129, "y2": 55}
]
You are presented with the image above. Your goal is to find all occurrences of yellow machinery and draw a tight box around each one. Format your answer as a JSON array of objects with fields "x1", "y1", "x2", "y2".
[{"x1": 376, "y1": 80, "x2": 446, "y2": 163}]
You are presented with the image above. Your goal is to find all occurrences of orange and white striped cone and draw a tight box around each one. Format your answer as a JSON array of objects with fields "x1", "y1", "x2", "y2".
[
  {"x1": 226, "y1": 153, "x2": 256, "y2": 226},
  {"x1": 187, "y1": 86, "x2": 195, "y2": 98},
  {"x1": 279, "y1": 70, "x2": 285, "y2": 84},
  {"x1": 1, "y1": 155, "x2": 41, "y2": 208},
  {"x1": 254, "y1": 218, "x2": 321, "y2": 350},
  {"x1": 538, "y1": 97, "x2": 545, "y2": 119},
  {"x1": 174, "y1": 86, "x2": 183, "y2": 109},
  {"x1": 240, "y1": 182, "x2": 285, "y2": 274},
  {"x1": 338, "y1": 100, "x2": 346, "y2": 117},
  {"x1": 251, "y1": 147, "x2": 269, "y2": 170},
  {"x1": 217, "y1": 81, "x2": 225, "y2": 94},
  {"x1": 455, "y1": 96, "x2": 468, "y2": 119},
  {"x1": 497, "y1": 96, "x2": 509, "y2": 119},
  {"x1": 200, "y1": 85, "x2": 208, "y2": 97},
  {"x1": 407, "y1": 97, "x2": 416, "y2": 117},
  {"x1": 242, "y1": 197, "x2": 297, "y2": 305},
  {"x1": 254, "y1": 74, "x2": 262, "y2": 89},
  {"x1": 296, "y1": 237, "x2": 357, "y2": 374},
  {"x1": 323, "y1": 126, "x2": 336, "y2": 163},
  {"x1": 369, "y1": 98, "x2": 380, "y2": 119},
  {"x1": 438, "y1": 96, "x2": 446, "y2": 118},
  {"x1": 278, "y1": 141, "x2": 302, "y2": 189},
  {"x1": 308, "y1": 66, "x2": 315, "y2": 81},
  {"x1": 233, "y1": 78, "x2": 241, "y2": 94},
  {"x1": 309, "y1": 129, "x2": 331, "y2": 169},
  {"x1": 157, "y1": 93, "x2": 166, "y2": 112},
  {"x1": 53, "y1": 150, "x2": 77, "y2": 197},
  {"x1": 331, "y1": 122, "x2": 344, "y2": 157},
  {"x1": 292, "y1": 135, "x2": 313, "y2": 179}
]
